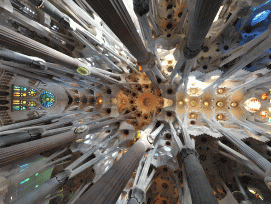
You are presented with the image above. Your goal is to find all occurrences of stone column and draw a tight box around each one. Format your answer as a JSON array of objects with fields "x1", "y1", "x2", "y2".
[
  {"x1": 183, "y1": 0, "x2": 224, "y2": 59},
  {"x1": 182, "y1": 165, "x2": 192, "y2": 204},
  {"x1": 0, "y1": 130, "x2": 76, "y2": 167},
  {"x1": 13, "y1": 172, "x2": 68, "y2": 204},
  {"x1": 223, "y1": 131, "x2": 271, "y2": 172},
  {"x1": 235, "y1": 174, "x2": 251, "y2": 203},
  {"x1": 0, "y1": 25, "x2": 79, "y2": 68},
  {"x1": 85, "y1": 0, "x2": 149, "y2": 64},
  {"x1": 209, "y1": 116, "x2": 271, "y2": 190},
  {"x1": 74, "y1": 139, "x2": 149, "y2": 204},
  {"x1": 0, "y1": 176, "x2": 8, "y2": 204},
  {"x1": 181, "y1": 148, "x2": 219, "y2": 204},
  {"x1": 0, "y1": 128, "x2": 44, "y2": 148}
]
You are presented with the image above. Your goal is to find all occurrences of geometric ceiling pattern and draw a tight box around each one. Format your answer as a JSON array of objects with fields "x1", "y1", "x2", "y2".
[{"x1": 0, "y1": 0, "x2": 271, "y2": 203}]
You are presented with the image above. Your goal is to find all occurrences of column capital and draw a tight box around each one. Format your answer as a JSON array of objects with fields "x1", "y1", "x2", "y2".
[
  {"x1": 181, "y1": 147, "x2": 199, "y2": 160},
  {"x1": 56, "y1": 172, "x2": 69, "y2": 185},
  {"x1": 133, "y1": 0, "x2": 149, "y2": 16},
  {"x1": 139, "y1": 52, "x2": 155, "y2": 70},
  {"x1": 129, "y1": 187, "x2": 145, "y2": 204},
  {"x1": 183, "y1": 45, "x2": 202, "y2": 60}
]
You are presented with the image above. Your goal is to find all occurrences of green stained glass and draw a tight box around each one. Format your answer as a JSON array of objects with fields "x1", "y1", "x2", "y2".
[
  {"x1": 248, "y1": 188, "x2": 264, "y2": 201},
  {"x1": 77, "y1": 67, "x2": 90, "y2": 75},
  {"x1": 13, "y1": 106, "x2": 27, "y2": 111}
]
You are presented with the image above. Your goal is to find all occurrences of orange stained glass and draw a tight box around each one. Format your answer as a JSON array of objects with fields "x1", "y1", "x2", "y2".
[
  {"x1": 262, "y1": 93, "x2": 268, "y2": 100},
  {"x1": 13, "y1": 100, "x2": 27, "y2": 105},
  {"x1": 260, "y1": 110, "x2": 268, "y2": 118}
]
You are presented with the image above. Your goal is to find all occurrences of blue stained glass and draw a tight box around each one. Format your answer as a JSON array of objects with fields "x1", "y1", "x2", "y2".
[
  {"x1": 40, "y1": 91, "x2": 55, "y2": 107},
  {"x1": 13, "y1": 106, "x2": 26, "y2": 110},
  {"x1": 13, "y1": 86, "x2": 27, "y2": 92},
  {"x1": 239, "y1": 0, "x2": 271, "y2": 72},
  {"x1": 20, "y1": 164, "x2": 29, "y2": 168},
  {"x1": 251, "y1": 10, "x2": 271, "y2": 26},
  {"x1": 20, "y1": 167, "x2": 28, "y2": 172},
  {"x1": 13, "y1": 106, "x2": 20, "y2": 111},
  {"x1": 20, "y1": 178, "x2": 29, "y2": 184}
]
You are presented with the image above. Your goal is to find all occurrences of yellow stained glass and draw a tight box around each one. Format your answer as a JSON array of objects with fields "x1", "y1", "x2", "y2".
[
  {"x1": 28, "y1": 89, "x2": 37, "y2": 96},
  {"x1": 28, "y1": 101, "x2": 36, "y2": 109},
  {"x1": 13, "y1": 100, "x2": 27, "y2": 105}
]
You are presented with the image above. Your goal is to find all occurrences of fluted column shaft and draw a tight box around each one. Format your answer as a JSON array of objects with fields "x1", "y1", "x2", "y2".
[
  {"x1": 184, "y1": 0, "x2": 223, "y2": 59},
  {"x1": 224, "y1": 132, "x2": 271, "y2": 172},
  {"x1": 181, "y1": 148, "x2": 219, "y2": 204},
  {"x1": 75, "y1": 140, "x2": 148, "y2": 204},
  {"x1": 0, "y1": 130, "x2": 76, "y2": 167},
  {"x1": 13, "y1": 172, "x2": 68, "y2": 204},
  {"x1": 85, "y1": 0, "x2": 149, "y2": 64},
  {"x1": 0, "y1": 128, "x2": 44, "y2": 147},
  {"x1": 0, "y1": 26, "x2": 80, "y2": 68}
]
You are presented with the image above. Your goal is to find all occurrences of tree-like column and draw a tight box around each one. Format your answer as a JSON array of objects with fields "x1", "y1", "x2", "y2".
[
  {"x1": 181, "y1": 148, "x2": 219, "y2": 204},
  {"x1": 0, "y1": 130, "x2": 76, "y2": 167},
  {"x1": 75, "y1": 139, "x2": 149, "y2": 204}
]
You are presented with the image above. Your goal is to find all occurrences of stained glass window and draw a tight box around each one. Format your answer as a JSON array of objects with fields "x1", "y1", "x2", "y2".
[
  {"x1": 248, "y1": 187, "x2": 264, "y2": 201},
  {"x1": 251, "y1": 10, "x2": 271, "y2": 26},
  {"x1": 12, "y1": 100, "x2": 27, "y2": 111},
  {"x1": 13, "y1": 86, "x2": 27, "y2": 97},
  {"x1": 77, "y1": 67, "x2": 89, "y2": 75},
  {"x1": 20, "y1": 178, "x2": 29, "y2": 184},
  {"x1": 13, "y1": 86, "x2": 27, "y2": 92},
  {"x1": 12, "y1": 86, "x2": 38, "y2": 110},
  {"x1": 261, "y1": 93, "x2": 268, "y2": 100},
  {"x1": 28, "y1": 101, "x2": 36, "y2": 109},
  {"x1": 74, "y1": 125, "x2": 88, "y2": 134},
  {"x1": 40, "y1": 91, "x2": 55, "y2": 107},
  {"x1": 13, "y1": 92, "x2": 27, "y2": 97},
  {"x1": 28, "y1": 89, "x2": 37, "y2": 96},
  {"x1": 13, "y1": 106, "x2": 27, "y2": 111},
  {"x1": 13, "y1": 100, "x2": 27, "y2": 105}
]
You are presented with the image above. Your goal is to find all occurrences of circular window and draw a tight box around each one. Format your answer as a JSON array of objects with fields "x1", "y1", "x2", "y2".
[
  {"x1": 77, "y1": 67, "x2": 90, "y2": 75},
  {"x1": 74, "y1": 125, "x2": 88, "y2": 134},
  {"x1": 244, "y1": 98, "x2": 261, "y2": 113},
  {"x1": 28, "y1": 89, "x2": 37, "y2": 96},
  {"x1": 40, "y1": 91, "x2": 55, "y2": 107}
]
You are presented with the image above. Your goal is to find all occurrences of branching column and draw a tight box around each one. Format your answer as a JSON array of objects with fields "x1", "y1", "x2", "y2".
[
  {"x1": 184, "y1": 0, "x2": 224, "y2": 59},
  {"x1": 181, "y1": 148, "x2": 219, "y2": 204},
  {"x1": 0, "y1": 130, "x2": 76, "y2": 167},
  {"x1": 85, "y1": 0, "x2": 149, "y2": 64},
  {"x1": 13, "y1": 172, "x2": 68, "y2": 204},
  {"x1": 223, "y1": 131, "x2": 271, "y2": 189},
  {"x1": 0, "y1": 25, "x2": 80, "y2": 68},
  {"x1": 75, "y1": 139, "x2": 149, "y2": 204}
]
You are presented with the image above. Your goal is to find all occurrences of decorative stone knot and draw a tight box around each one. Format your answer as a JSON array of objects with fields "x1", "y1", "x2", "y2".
[
  {"x1": 180, "y1": 147, "x2": 199, "y2": 159},
  {"x1": 56, "y1": 172, "x2": 69, "y2": 185},
  {"x1": 133, "y1": 0, "x2": 149, "y2": 16}
]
